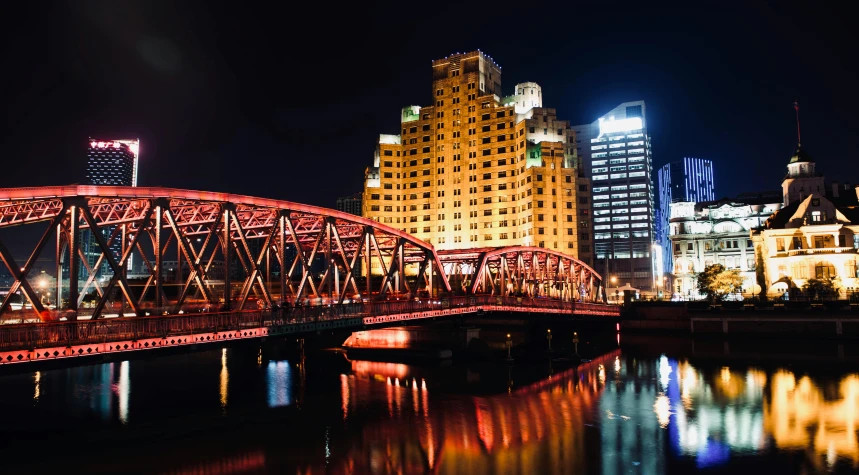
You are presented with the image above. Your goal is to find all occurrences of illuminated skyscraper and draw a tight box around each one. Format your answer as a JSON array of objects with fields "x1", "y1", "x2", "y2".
[
  {"x1": 657, "y1": 157, "x2": 715, "y2": 277},
  {"x1": 573, "y1": 101, "x2": 656, "y2": 290},
  {"x1": 362, "y1": 51, "x2": 592, "y2": 265},
  {"x1": 86, "y1": 139, "x2": 140, "y2": 187},
  {"x1": 82, "y1": 139, "x2": 141, "y2": 279}
]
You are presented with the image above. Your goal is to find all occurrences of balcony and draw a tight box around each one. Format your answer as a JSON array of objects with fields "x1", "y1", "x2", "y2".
[{"x1": 778, "y1": 247, "x2": 858, "y2": 257}]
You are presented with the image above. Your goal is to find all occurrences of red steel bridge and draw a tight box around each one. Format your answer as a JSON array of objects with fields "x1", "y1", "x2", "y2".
[{"x1": 0, "y1": 186, "x2": 617, "y2": 364}]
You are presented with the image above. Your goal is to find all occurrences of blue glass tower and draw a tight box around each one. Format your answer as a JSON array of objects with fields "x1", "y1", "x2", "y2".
[{"x1": 657, "y1": 157, "x2": 715, "y2": 276}]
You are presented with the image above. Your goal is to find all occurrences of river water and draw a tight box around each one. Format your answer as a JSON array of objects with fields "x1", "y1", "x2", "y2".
[{"x1": 0, "y1": 335, "x2": 857, "y2": 474}]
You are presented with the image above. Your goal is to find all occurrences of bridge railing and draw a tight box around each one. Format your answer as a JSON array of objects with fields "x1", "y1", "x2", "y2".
[{"x1": 0, "y1": 296, "x2": 616, "y2": 352}]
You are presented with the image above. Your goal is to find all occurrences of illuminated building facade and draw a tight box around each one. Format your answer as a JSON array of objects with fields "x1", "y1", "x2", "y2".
[
  {"x1": 573, "y1": 101, "x2": 655, "y2": 290},
  {"x1": 362, "y1": 51, "x2": 592, "y2": 265},
  {"x1": 752, "y1": 147, "x2": 859, "y2": 297},
  {"x1": 86, "y1": 139, "x2": 140, "y2": 187},
  {"x1": 658, "y1": 158, "x2": 715, "y2": 278},
  {"x1": 669, "y1": 194, "x2": 781, "y2": 298},
  {"x1": 336, "y1": 192, "x2": 363, "y2": 216},
  {"x1": 82, "y1": 139, "x2": 141, "y2": 279}
]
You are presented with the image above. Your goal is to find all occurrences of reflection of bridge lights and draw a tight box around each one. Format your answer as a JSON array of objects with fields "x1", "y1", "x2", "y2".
[
  {"x1": 614, "y1": 356, "x2": 621, "y2": 374},
  {"x1": 352, "y1": 360, "x2": 409, "y2": 380},
  {"x1": 340, "y1": 374, "x2": 349, "y2": 420}
]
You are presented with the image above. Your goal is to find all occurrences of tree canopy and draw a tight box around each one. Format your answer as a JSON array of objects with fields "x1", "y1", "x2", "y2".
[{"x1": 696, "y1": 264, "x2": 745, "y2": 301}]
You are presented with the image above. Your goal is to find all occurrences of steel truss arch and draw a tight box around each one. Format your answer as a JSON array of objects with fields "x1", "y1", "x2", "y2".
[
  {"x1": 0, "y1": 186, "x2": 450, "y2": 320},
  {"x1": 438, "y1": 246, "x2": 603, "y2": 303}
]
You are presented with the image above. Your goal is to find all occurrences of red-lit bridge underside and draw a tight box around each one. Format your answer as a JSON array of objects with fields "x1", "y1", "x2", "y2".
[
  {"x1": 0, "y1": 297, "x2": 618, "y2": 365},
  {"x1": 0, "y1": 186, "x2": 607, "y2": 322}
]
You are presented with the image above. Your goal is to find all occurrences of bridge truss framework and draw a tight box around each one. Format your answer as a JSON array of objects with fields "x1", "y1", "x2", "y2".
[{"x1": 0, "y1": 186, "x2": 603, "y2": 320}]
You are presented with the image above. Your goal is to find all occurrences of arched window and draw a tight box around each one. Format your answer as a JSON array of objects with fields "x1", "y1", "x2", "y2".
[{"x1": 815, "y1": 261, "x2": 836, "y2": 279}]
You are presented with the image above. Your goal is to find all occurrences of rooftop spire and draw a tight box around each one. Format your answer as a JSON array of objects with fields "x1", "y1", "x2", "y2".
[{"x1": 793, "y1": 100, "x2": 801, "y2": 147}]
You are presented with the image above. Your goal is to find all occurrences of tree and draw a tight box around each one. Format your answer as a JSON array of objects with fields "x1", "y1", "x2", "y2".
[
  {"x1": 696, "y1": 264, "x2": 744, "y2": 302},
  {"x1": 712, "y1": 269, "x2": 745, "y2": 299},
  {"x1": 801, "y1": 278, "x2": 840, "y2": 300},
  {"x1": 696, "y1": 264, "x2": 724, "y2": 302},
  {"x1": 755, "y1": 246, "x2": 767, "y2": 298}
]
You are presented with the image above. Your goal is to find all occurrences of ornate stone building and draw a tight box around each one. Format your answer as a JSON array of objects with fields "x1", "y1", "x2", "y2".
[
  {"x1": 752, "y1": 147, "x2": 859, "y2": 297},
  {"x1": 669, "y1": 193, "x2": 781, "y2": 298},
  {"x1": 362, "y1": 51, "x2": 592, "y2": 265}
]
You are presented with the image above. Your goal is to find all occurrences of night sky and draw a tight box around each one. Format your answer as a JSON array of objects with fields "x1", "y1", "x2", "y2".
[{"x1": 1, "y1": 1, "x2": 857, "y2": 207}]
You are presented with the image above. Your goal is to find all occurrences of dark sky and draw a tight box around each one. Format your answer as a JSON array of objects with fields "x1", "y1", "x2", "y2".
[{"x1": 1, "y1": 1, "x2": 857, "y2": 207}]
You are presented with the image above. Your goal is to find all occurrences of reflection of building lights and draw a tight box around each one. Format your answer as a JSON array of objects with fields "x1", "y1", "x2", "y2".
[
  {"x1": 614, "y1": 356, "x2": 621, "y2": 373},
  {"x1": 118, "y1": 361, "x2": 130, "y2": 424},
  {"x1": 220, "y1": 348, "x2": 229, "y2": 410},
  {"x1": 765, "y1": 372, "x2": 859, "y2": 466},
  {"x1": 659, "y1": 355, "x2": 672, "y2": 390},
  {"x1": 267, "y1": 361, "x2": 293, "y2": 408},
  {"x1": 654, "y1": 394, "x2": 671, "y2": 428},
  {"x1": 721, "y1": 367, "x2": 731, "y2": 383},
  {"x1": 33, "y1": 371, "x2": 40, "y2": 402}
]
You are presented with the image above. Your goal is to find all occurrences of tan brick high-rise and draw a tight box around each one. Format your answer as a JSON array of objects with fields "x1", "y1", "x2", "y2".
[{"x1": 363, "y1": 50, "x2": 593, "y2": 266}]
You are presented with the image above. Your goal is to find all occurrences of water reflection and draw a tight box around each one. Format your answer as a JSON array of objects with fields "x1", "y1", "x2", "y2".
[
  {"x1": 117, "y1": 361, "x2": 130, "y2": 424},
  {"x1": 33, "y1": 371, "x2": 40, "y2": 402},
  {"x1": 219, "y1": 348, "x2": 228, "y2": 411},
  {"x1": 266, "y1": 360, "x2": 292, "y2": 408},
  {"x1": 326, "y1": 351, "x2": 618, "y2": 474},
  {"x1": 765, "y1": 371, "x2": 859, "y2": 470},
  {"x1": 5, "y1": 343, "x2": 859, "y2": 474}
]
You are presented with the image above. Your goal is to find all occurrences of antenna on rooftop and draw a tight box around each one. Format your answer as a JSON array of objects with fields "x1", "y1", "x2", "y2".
[{"x1": 793, "y1": 100, "x2": 801, "y2": 147}]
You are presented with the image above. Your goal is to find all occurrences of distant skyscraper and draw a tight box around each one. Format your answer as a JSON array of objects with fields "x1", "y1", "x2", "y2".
[
  {"x1": 573, "y1": 101, "x2": 656, "y2": 290},
  {"x1": 336, "y1": 193, "x2": 363, "y2": 216},
  {"x1": 657, "y1": 157, "x2": 715, "y2": 276},
  {"x1": 86, "y1": 139, "x2": 140, "y2": 186},
  {"x1": 82, "y1": 139, "x2": 141, "y2": 280}
]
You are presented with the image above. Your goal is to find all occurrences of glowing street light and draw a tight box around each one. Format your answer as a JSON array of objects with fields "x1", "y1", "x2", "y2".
[
  {"x1": 546, "y1": 328, "x2": 553, "y2": 353},
  {"x1": 505, "y1": 333, "x2": 513, "y2": 361}
]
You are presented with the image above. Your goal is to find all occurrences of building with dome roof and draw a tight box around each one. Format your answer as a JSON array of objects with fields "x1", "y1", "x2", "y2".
[
  {"x1": 751, "y1": 145, "x2": 859, "y2": 297},
  {"x1": 670, "y1": 136, "x2": 859, "y2": 299}
]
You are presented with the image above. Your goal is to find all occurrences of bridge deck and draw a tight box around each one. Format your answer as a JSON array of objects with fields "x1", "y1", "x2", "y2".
[{"x1": 0, "y1": 296, "x2": 618, "y2": 366}]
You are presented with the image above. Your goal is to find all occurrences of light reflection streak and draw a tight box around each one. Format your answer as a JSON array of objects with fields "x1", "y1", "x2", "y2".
[
  {"x1": 340, "y1": 374, "x2": 349, "y2": 420},
  {"x1": 266, "y1": 361, "x2": 292, "y2": 408},
  {"x1": 118, "y1": 361, "x2": 130, "y2": 424},
  {"x1": 33, "y1": 371, "x2": 40, "y2": 402},
  {"x1": 219, "y1": 348, "x2": 228, "y2": 411}
]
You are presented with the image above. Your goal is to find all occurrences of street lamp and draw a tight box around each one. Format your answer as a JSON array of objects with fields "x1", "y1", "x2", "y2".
[
  {"x1": 505, "y1": 333, "x2": 513, "y2": 361},
  {"x1": 546, "y1": 329, "x2": 553, "y2": 353},
  {"x1": 573, "y1": 331, "x2": 579, "y2": 356}
]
